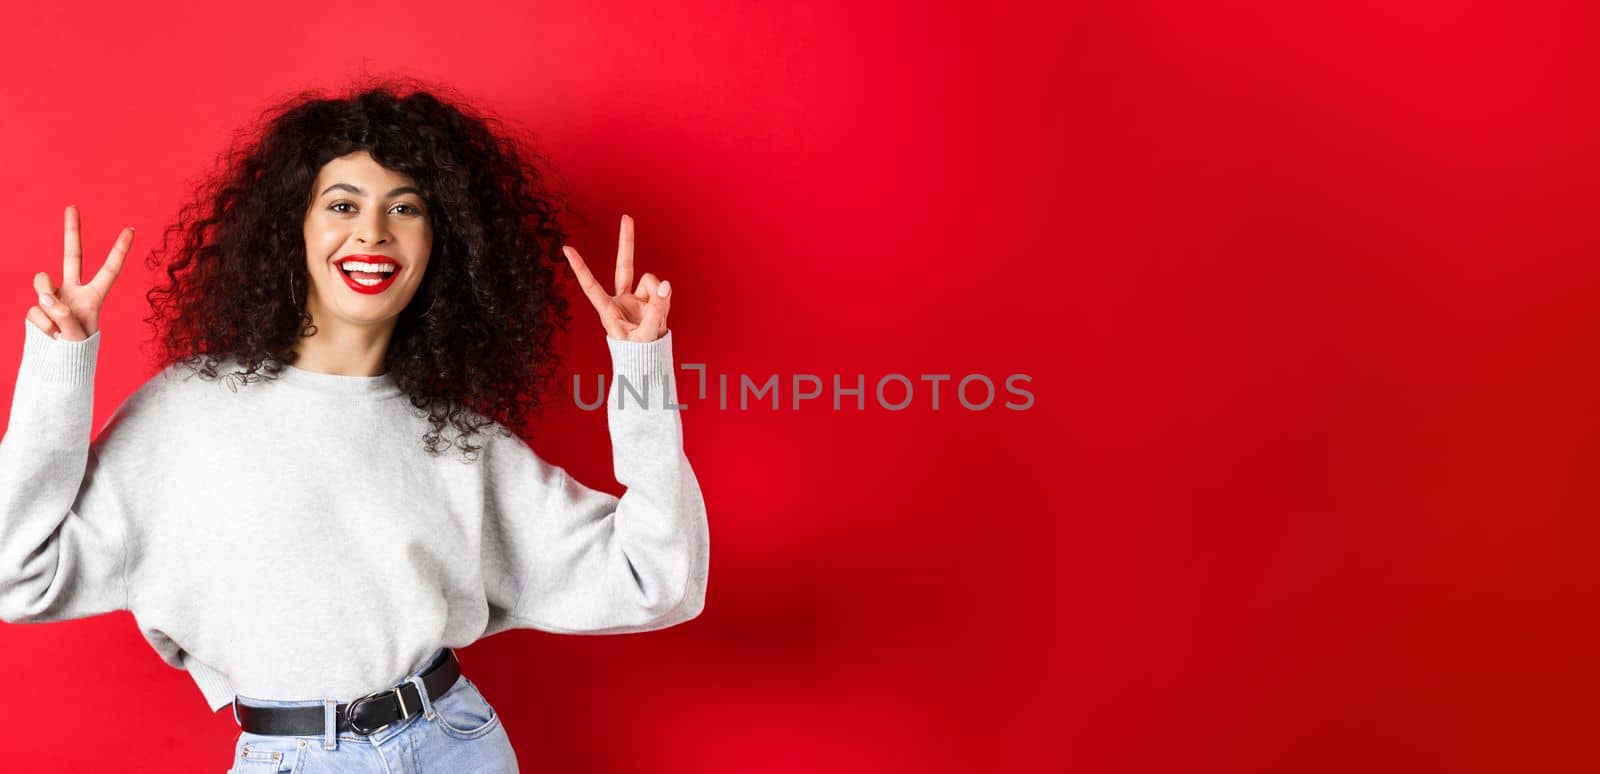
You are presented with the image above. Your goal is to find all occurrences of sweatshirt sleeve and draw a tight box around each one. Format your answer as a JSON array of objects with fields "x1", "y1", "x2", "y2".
[
  {"x1": 481, "y1": 329, "x2": 709, "y2": 636},
  {"x1": 0, "y1": 321, "x2": 127, "y2": 623}
]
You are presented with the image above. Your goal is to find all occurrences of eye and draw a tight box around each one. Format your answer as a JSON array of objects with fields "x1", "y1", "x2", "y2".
[{"x1": 328, "y1": 201, "x2": 423, "y2": 215}]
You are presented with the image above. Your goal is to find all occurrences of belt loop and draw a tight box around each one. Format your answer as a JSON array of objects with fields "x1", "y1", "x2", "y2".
[
  {"x1": 323, "y1": 699, "x2": 338, "y2": 750},
  {"x1": 409, "y1": 674, "x2": 435, "y2": 720}
]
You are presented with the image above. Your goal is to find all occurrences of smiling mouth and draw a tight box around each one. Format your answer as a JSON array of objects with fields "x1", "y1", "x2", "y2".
[{"x1": 334, "y1": 261, "x2": 400, "y2": 294}]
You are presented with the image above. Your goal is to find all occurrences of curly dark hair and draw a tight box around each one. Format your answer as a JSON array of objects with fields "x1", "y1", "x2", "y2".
[{"x1": 140, "y1": 77, "x2": 576, "y2": 461}]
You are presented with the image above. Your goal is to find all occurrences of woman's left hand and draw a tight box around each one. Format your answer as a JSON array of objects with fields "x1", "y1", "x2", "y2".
[{"x1": 563, "y1": 215, "x2": 671, "y2": 343}]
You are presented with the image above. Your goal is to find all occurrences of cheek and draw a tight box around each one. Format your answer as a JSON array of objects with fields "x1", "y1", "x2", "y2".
[
  {"x1": 409, "y1": 232, "x2": 433, "y2": 274},
  {"x1": 304, "y1": 232, "x2": 339, "y2": 275},
  {"x1": 304, "y1": 215, "x2": 343, "y2": 246}
]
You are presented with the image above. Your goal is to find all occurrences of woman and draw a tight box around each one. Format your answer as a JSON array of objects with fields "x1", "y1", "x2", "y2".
[{"x1": 0, "y1": 81, "x2": 709, "y2": 772}]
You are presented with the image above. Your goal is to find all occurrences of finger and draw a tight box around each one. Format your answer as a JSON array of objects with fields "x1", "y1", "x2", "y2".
[
  {"x1": 634, "y1": 272, "x2": 659, "y2": 300},
  {"x1": 33, "y1": 271, "x2": 56, "y2": 299},
  {"x1": 26, "y1": 305, "x2": 58, "y2": 338},
  {"x1": 64, "y1": 204, "x2": 83, "y2": 286},
  {"x1": 37, "y1": 289, "x2": 85, "y2": 341},
  {"x1": 655, "y1": 280, "x2": 672, "y2": 330},
  {"x1": 615, "y1": 214, "x2": 634, "y2": 297},
  {"x1": 89, "y1": 226, "x2": 134, "y2": 299},
  {"x1": 638, "y1": 280, "x2": 670, "y2": 338},
  {"x1": 563, "y1": 245, "x2": 617, "y2": 316}
]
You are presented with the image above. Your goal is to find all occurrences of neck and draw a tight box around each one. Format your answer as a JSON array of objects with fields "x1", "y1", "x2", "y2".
[{"x1": 290, "y1": 301, "x2": 397, "y2": 376}]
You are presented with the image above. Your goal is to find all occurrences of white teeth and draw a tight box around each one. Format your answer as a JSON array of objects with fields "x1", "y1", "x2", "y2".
[
  {"x1": 352, "y1": 276, "x2": 387, "y2": 287},
  {"x1": 338, "y1": 260, "x2": 397, "y2": 273}
]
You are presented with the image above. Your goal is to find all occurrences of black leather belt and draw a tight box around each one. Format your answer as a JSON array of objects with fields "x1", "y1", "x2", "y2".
[{"x1": 233, "y1": 648, "x2": 461, "y2": 736}]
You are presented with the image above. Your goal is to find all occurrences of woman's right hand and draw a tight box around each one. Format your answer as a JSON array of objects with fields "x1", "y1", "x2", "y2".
[{"x1": 26, "y1": 205, "x2": 134, "y2": 342}]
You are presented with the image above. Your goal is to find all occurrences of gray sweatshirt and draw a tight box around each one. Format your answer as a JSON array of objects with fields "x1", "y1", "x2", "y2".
[{"x1": 0, "y1": 321, "x2": 709, "y2": 711}]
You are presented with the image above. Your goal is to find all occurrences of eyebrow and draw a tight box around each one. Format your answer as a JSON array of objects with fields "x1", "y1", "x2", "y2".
[{"x1": 319, "y1": 183, "x2": 424, "y2": 199}]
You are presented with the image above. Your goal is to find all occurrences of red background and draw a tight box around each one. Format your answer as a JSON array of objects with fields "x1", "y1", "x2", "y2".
[{"x1": 2, "y1": 1, "x2": 1594, "y2": 771}]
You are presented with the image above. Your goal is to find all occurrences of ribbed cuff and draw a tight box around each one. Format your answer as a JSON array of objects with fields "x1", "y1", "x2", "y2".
[
  {"x1": 20, "y1": 319, "x2": 100, "y2": 389},
  {"x1": 605, "y1": 328, "x2": 673, "y2": 379},
  {"x1": 605, "y1": 329, "x2": 677, "y2": 411},
  {"x1": 8, "y1": 321, "x2": 101, "y2": 444}
]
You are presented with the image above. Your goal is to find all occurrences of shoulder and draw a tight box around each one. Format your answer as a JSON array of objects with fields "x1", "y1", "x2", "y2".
[
  {"x1": 475, "y1": 416, "x2": 530, "y2": 459},
  {"x1": 91, "y1": 355, "x2": 250, "y2": 443},
  {"x1": 476, "y1": 416, "x2": 559, "y2": 473},
  {"x1": 156, "y1": 354, "x2": 249, "y2": 391},
  {"x1": 92, "y1": 364, "x2": 183, "y2": 445},
  {"x1": 141, "y1": 355, "x2": 304, "y2": 408}
]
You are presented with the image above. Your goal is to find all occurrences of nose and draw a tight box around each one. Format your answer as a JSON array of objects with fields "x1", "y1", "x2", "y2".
[{"x1": 354, "y1": 210, "x2": 391, "y2": 246}]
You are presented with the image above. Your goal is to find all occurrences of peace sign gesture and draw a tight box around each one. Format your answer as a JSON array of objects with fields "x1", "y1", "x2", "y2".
[
  {"x1": 26, "y1": 205, "x2": 134, "y2": 342},
  {"x1": 562, "y1": 214, "x2": 672, "y2": 343}
]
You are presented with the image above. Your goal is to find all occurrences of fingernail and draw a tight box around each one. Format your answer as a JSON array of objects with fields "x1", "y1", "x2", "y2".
[
  {"x1": 658, "y1": 281, "x2": 670, "y2": 298},
  {"x1": 39, "y1": 292, "x2": 55, "y2": 308},
  {"x1": 51, "y1": 331, "x2": 60, "y2": 340}
]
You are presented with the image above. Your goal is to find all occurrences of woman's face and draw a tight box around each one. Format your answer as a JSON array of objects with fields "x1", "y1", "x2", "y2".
[{"x1": 302, "y1": 150, "x2": 433, "y2": 326}]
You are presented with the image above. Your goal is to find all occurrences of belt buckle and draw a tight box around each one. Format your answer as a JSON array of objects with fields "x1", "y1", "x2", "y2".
[{"x1": 346, "y1": 685, "x2": 411, "y2": 736}]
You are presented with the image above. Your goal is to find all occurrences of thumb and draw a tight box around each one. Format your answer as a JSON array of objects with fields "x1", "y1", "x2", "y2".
[{"x1": 637, "y1": 280, "x2": 670, "y2": 339}]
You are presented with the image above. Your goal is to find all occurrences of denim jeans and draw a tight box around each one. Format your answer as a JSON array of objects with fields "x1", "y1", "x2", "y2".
[{"x1": 227, "y1": 655, "x2": 518, "y2": 773}]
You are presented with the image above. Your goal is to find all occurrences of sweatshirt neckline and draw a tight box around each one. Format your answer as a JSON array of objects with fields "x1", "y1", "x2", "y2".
[{"x1": 277, "y1": 362, "x2": 403, "y2": 398}]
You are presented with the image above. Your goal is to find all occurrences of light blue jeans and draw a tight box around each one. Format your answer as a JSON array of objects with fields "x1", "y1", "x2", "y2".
[{"x1": 227, "y1": 655, "x2": 518, "y2": 773}]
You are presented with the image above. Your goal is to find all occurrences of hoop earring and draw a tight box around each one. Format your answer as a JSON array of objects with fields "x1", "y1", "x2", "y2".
[{"x1": 405, "y1": 288, "x2": 438, "y2": 320}]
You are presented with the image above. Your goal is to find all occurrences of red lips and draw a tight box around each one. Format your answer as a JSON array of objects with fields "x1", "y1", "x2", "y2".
[{"x1": 334, "y1": 255, "x2": 401, "y2": 295}]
